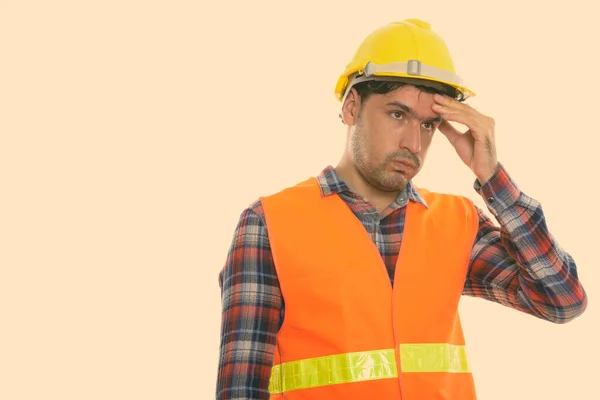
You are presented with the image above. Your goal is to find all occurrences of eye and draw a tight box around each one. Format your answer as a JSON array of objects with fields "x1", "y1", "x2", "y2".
[
  {"x1": 389, "y1": 111, "x2": 404, "y2": 120},
  {"x1": 422, "y1": 122, "x2": 434, "y2": 131}
]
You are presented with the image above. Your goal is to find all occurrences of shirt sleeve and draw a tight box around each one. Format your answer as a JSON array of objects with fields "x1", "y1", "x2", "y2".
[
  {"x1": 463, "y1": 163, "x2": 588, "y2": 323},
  {"x1": 216, "y1": 201, "x2": 284, "y2": 399}
]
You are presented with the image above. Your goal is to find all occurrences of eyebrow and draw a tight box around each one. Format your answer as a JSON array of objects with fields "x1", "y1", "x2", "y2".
[{"x1": 385, "y1": 101, "x2": 442, "y2": 123}]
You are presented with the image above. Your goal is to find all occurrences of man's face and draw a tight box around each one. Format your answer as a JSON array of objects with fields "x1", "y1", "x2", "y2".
[{"x1": 343, "y1": 84, "x2": 443, "y2": 192}]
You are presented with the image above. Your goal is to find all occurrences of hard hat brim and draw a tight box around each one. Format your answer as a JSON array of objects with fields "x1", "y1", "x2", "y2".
[{"x1": 335, "y1": 61, "x2": 476, "y2": 102}]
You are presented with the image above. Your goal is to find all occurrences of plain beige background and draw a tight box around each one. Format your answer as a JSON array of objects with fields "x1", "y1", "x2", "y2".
[{"x1": 1, "y1": 1, "x2": 597, "y2": 399}]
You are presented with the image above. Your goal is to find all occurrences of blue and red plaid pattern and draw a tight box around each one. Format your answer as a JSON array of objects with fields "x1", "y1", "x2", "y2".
[{"x1": 215, "y1": 163, "x2": 587, "y2": 399}]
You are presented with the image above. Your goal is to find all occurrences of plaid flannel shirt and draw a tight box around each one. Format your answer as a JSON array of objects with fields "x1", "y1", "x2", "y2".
[{"x1": 216, "y1": 162, "x2": 587, "y2": 399}]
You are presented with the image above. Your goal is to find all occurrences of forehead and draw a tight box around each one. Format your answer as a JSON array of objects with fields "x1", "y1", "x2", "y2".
[
  {"x1": 379, "y1": 85, "x2": 435, "y2": 104},
  {"x1": 366, "y1": 85, "x2": 440, "y2": 119}
]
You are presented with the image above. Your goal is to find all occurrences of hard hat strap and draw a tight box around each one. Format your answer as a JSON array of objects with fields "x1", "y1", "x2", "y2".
[
  {"x1": 363, "y1": 61, "x2": 463, "y2": 87},
  {"x1": 340, "y1": 60, "x2": 466, "y2": 105}
]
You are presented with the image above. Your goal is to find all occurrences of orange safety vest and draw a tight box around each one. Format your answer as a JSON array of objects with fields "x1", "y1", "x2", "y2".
[{"x1": 260, "y1": 177, "x2": 480, "y2": 400}]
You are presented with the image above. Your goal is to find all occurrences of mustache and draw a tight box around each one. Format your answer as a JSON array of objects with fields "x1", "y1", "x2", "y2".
[{"x1": 386, "y1": 152, "x2": 420, "y2": 168}]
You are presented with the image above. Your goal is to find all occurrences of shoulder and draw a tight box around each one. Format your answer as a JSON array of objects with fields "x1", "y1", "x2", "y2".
[
  {"x1": 413, "y1": 185, "x2": 478, "y2": 216},
  {"x1": 259, "y1": 177, "x2": 322, "y2": 209},
  {"x1": 414, "y1": 185, "x2": 473, "y2": 203},
  {"x1": 235, "y1": 177, "x2": 320, "y2": 226},
  {"x1": 262, "y1": 177, "x2": 320, "y2": 199}
]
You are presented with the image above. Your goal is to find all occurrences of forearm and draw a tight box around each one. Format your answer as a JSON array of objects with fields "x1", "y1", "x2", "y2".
[
  {"x1": 216, "y1": 205, "x2": 283, "y2": 399},
  {"x1": 464, "y1": 163, "x2": 587, "y2": 323}
]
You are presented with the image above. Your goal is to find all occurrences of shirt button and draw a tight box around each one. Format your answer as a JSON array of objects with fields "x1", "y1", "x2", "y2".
[{"x1": 487, "y1": 197, "x2": 495, "y2": 204}]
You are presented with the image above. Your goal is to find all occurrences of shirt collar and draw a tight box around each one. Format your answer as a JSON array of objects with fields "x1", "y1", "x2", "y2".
[{"x1": 315, "y1": 165, "x2": 429, "y2": 208}]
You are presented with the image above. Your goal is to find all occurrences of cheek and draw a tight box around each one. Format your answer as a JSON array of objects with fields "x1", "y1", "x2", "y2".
[
  {"x1": 371, "y1": 119, "x2": 401, "y2": 147},
  {"x1": 358, "y1": 119, "x2": 388, "y2": 150},
  {"x1": 421, "y1": 130, "x2": 435, "y2": 146},
  {"x1": 418, "y1": 131, "x2": 435, "y2": 155}
]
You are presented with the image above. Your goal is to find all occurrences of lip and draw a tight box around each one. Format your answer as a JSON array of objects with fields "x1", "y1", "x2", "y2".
[{"x1": 392, "y1": 159, "x2": 416, "y2": 169}]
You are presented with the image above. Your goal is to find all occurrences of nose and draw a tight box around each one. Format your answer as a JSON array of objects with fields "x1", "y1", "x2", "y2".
[{"x1": 398, "y1": 121, "x2": 422, "y2": 154}]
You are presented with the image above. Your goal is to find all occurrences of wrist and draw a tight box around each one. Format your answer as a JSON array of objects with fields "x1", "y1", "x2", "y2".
[{"x1": 476, "y1": 162, "x2": 499, "y2": 186}]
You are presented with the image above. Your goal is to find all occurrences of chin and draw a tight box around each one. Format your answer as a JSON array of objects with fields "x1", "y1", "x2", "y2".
[
  {"x1": 390, "y1": 169, "x2": 412, "y2": 181},
  {"x1": 379, "y1": 174, "x2": 408, "y2": 191}
]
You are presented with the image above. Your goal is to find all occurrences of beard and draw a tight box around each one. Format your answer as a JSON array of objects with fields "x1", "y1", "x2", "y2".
[{"x1": 350, "y1": 119, "x2": 420, "y2": 192}]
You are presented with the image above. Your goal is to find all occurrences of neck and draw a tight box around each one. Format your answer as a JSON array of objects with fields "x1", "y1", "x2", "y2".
[{"x1": 334, "y1": 160, "x2": 405, "y2": 213}]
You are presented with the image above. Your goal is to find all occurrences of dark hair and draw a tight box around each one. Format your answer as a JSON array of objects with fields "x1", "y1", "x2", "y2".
[
  {"x1": 352, "y1": 80, "x2": 466, "y2": 103},
  {"x1": 338, "y1": 79, "x2": 465, "y2": 122}
]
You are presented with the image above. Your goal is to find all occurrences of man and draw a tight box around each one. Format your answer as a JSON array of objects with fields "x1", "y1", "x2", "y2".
[{"x1": 216, "y1": 18, "x2": 587, "y2": 399}]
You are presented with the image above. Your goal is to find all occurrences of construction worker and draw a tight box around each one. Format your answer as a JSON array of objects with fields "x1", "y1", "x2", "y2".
[{"x1": 215, "y1": 19, "x2": 588, "y2": 400}]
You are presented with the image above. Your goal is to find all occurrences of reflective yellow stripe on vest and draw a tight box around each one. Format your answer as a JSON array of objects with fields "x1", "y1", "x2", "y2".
[{"x1": 269, "y1": 343, "x2": 471, "y2": 394}]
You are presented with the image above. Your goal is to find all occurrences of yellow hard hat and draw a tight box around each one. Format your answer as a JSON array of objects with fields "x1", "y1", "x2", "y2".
[{"x1": 334, "y1": 18, "x2": 475, "y2": 102}]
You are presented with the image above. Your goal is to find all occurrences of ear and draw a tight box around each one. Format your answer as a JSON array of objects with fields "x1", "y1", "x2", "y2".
[{"x1": 340, "y1": 88, "x2": 360, "y2": 126}]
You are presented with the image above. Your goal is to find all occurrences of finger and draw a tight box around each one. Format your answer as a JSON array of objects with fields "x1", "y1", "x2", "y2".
[
  {"x1": 433, "y1": 105, "x2": 479, "y2": 130},
  {"x1": 437, "y1": 120, "x2": 462, "y2": 144},
  {"x1": 433, "y1": 94, "x2": 476, "y2": 115}
]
